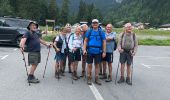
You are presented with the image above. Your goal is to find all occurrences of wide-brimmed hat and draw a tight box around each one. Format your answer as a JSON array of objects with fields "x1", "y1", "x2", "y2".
[{"x1": 27, "y1": 21, "x2": 39, "y2": 30}]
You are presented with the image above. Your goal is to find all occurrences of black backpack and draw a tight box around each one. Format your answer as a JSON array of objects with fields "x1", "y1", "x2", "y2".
[{"x1": 53, "y1": 35, "x2": 63, "y2": 49}]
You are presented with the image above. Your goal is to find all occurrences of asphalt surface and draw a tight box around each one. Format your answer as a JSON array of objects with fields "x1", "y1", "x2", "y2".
[{"x1": 0, "y1": 45, "x2": 170, "y2": 100}]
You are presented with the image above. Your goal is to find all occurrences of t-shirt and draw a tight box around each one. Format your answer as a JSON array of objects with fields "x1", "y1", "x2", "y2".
[
  {"x1": 106, "y1": 32, "x2": 116, "y2": 53},
  {"x1": 85, "y1": 29, "x2": 106, "y2": 54},
  {"x1": 68, "y1": 33, "x2": 83, "y2": 52},
  {"x1": 23, "y1": 31, "x2": 40, "y2": 52},
  {"x1": 55, "y1": 34, "x2": 67, "y2": 53}
]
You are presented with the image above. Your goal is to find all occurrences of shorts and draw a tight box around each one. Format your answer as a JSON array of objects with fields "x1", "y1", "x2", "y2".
[
  {"x1": 103, "y1": 53, "x2": 113, "y2": 63},
  {"x1": 55, "y1": 53, "x2": 65, "y2": 62},
  {"x1": 86, "y1": 53, "x2": 102, "y2": 64},
  {"x1": 28, "y1": 52, "x2": 41, "y2": 65},
  {"x1": 120, "y1": 50, "x2": 133, "y2": 65},
  {"x1": 69, "y1": 49, "x2": 81, "y2": 62}
]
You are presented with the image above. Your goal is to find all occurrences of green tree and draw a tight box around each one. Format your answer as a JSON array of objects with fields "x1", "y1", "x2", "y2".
[
  {"x1": 59, "y1": 0, "x2": 70, "y2": 25},
  {"x1": 0, "y1": 0, "x2": 14, "y2": 16},
  {"x1": 76, "y1": 0, "x2": 87, "y2": 22},
  {"x1": 48, "y1": 0, "x2": 59, "y2": 22}
]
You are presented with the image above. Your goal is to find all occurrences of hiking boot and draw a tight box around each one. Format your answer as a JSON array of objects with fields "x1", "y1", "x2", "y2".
[
  {"x1": 126, "y1": 77, "x2": 132, "y2": 85},
  {"x1": 72, "y1": 72, "x2": 78, "y2": 80},
  {"x1": 95, "y1": 77, "x2": 102, "y2": 85},
  {"x1": 105, "y1": 75, "x2": 112, "y2": 82},
  {"x1": 74, "y1": 71, "x2": 80, "y2": 79},
  {"x1": 117, "y1": 76, "x2": 125, "y2": 84},
  {"x1": 100, "y1": 73, "x2": 107, "y2": 79},
  {"x1": 55, "y1": 71, "x2": 61, "y2": 79},
  {"x1": 60, "y1": 70, "x2": 65, "y2": 76},
  {"x1": 27, "y1": 75, "x2": 40, "y2": 83},
  {"x1": 87, "y1": 76, "x2": 92, "y2": 85},
  {"x1": 80, "y1": 71, "x2": 85, "y2": 77}
]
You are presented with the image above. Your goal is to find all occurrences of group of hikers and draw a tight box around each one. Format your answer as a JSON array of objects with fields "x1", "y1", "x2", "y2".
[{"x1": 19, "y1": 19, "x2": 138, "y2": 86}]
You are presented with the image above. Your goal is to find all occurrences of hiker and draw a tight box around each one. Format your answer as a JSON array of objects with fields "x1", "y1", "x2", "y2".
[
  {"x1": 53, "y1": 28, "x2": 67, "y2": 78},
  {"x1": 117, "y1": 23, "x2": 138, "y2": 85},
  {"x1": 100, "y1": 24, "x2": 116, "y2": 82},
  {"x1": 68, "y1": 26, "x2": 83, "y2": 80},
  {"x1": 83, "y1": 19, "x2": 106, "y2": 85},
  {"x1": 20, "y1": 22, "x2": 51, "y2": 83},
  {"x1": 80, "y1": 24, "x2": 89, "y2": 77},
  {"x1": 63, "y1": 23, "x2": 72, "y2": 73}
]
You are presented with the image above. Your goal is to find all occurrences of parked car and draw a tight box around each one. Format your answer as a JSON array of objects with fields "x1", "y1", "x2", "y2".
[{"x1": 0, "y1": 17, "x2": 42, "y2": 46}]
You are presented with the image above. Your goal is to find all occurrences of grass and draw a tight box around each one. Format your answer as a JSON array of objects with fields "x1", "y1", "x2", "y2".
[
  {"x1": 138, "y1": 38, "x2": 170, "y2": 46},
  {"x1": 114, "y1": 28, "x2": 170, "y2": 36},
  {"x1": 41, "y1": 26, "x2": 170, "y2": 46}
]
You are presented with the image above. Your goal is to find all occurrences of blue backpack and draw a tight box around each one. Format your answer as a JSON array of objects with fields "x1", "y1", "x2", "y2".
[{"x1": 87, "y1": 29, "x2": 103, "y2": 54}]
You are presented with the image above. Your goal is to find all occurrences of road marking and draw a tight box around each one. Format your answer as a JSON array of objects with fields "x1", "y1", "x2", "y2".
[
  {"x1": 136, "y1": 56, "x2": 170, "y2": 59},
  {"x1": 13, "y1": 48, "x2": 18, "y2": 51},
  {"x1": 141, "y1": 64, "x2": 151, "y2": 68},
  {"x1": 1, "y1": 55, "x2": 8, "y2": 60},
  {"x1": 141, "y1": 63, "x2": 170, "y2": 68},
  {"x1": 89, "y1": 83, "x2": 104, "y2": 100}
]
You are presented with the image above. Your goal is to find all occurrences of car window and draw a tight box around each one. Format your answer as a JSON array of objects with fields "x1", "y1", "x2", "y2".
[{"x1": 5, "y1": 19, "x2": 30, "y2": 28}]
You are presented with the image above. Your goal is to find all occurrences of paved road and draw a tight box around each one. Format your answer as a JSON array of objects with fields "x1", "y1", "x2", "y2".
[{"x1": 0, "y1": 45, "x2": 170, "y2": 100}]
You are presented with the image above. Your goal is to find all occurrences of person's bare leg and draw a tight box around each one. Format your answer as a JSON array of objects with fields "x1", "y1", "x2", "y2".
[
  {"x1": 87, "y1": 64, "x2": 92, "y2": 77},
  {"x1": 120, "y1": 64, "x2": 125, "y2": 77},
  {"x1": 30, "y1": 64, "x2": 37, "y2": 75},
  {"x1": 102, "y1": 61, "x2": 107, "y2": 74},
  {"x1": 118, "y1": 63, "x2": 125, "y2": 83},
  {"x1": 108, "y1": 63, "x2": 112, "y2": 79},
  {"x1": 127, "y1": 64, "x2": 131, "y2": 78},
  {"x1": 95, "y1": 63, "x2": 99, "y2": 77}
]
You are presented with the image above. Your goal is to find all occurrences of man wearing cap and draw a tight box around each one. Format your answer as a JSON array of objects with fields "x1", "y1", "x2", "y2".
[
  {"x1": 20, "y1": 22, "x2": 51, "y2": 83},
  {"x1": 83, "y1": 19, "x2": 106, "y2": 85},
  {"x1": 117, "y1": 23, "x2": 138, "y2": 85}
]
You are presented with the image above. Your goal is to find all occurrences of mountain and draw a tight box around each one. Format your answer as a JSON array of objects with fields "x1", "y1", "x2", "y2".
[
  {"x1": 107, "y1": 0, "x2": 170, "y2": 26},
  {"x1": 56, "y1": 0, "x2": 120, "y2": 15}
]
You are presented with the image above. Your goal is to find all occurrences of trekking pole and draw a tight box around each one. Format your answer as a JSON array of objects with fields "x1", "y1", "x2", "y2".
[
  {"x1": 20, "y1": 48, "x2": 31, "y2": 86},
  {"x1": 131, "y1": 57, "x2": 134, "y2": 86},
  {"x1": 115, "y1": 58, "x2": 120, "y2": 85},
  {"x1": 43, "y1": 47, "x2": 51, "y2": 78}
]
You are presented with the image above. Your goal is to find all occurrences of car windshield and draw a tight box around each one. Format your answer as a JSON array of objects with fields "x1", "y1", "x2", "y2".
[{"x1": 5, "y1": 19, "x2": 30, "y2": 28}]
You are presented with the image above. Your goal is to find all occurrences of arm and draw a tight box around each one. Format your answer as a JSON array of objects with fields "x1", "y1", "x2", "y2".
[
  {"x1": 40, "y1": 39, "x2": 48, "y2": 46},
  {"x1": 83, "y1": 38, "x2": 88, "y2": 54},
  {"x1": 20, "y1": 38, "x2": 27, "y2": 50},
  {"x1": 118, "y1": 33, "x2": 124, "y2": 53}
]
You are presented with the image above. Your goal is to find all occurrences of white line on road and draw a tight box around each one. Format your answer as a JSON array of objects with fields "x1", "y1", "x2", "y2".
[
  {"x1": 1, "y1": 55, "x2": 9, "y2": 60},
  {"x1": 136, "y1": 56, "x2": 170, "y2": 59},
  {"x1": 141, "y1": 64, "x2": 151, "y2": 68},
  {"x1": 13, "y1": 48, "x2": 18, "y2": 51},
  {"x1": 89, "y1": 83, "x2": 104, "y2": 100}
]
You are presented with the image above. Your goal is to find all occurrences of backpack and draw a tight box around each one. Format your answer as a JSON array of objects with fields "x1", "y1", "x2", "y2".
[
  {"x1": 87, "y1": 28, "x2": 103, "y2": 53},
  {"x1": 53, "y1": 35, "x2": 63, "y2": 49}
]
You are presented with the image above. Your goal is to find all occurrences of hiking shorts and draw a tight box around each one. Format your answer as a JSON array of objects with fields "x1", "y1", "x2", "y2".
[
  {"x1": 28, "y1": 52, "x2": 41, "y2": 66},
  {"x1": 103, "y1": 53, "x2": 113, "y2": 63},
  {"x1": 55, "y1": 53, "x2": 65, "y2": 63},
  {"x1": 69, "y1": 49, "x2": 81, "y2": 62},
  {"x1": 87, "y1": 53, "x2": 102, "y2": 64},
  {"x1": 120, "y1": 51, "x2": 133, "y2": 65}
]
